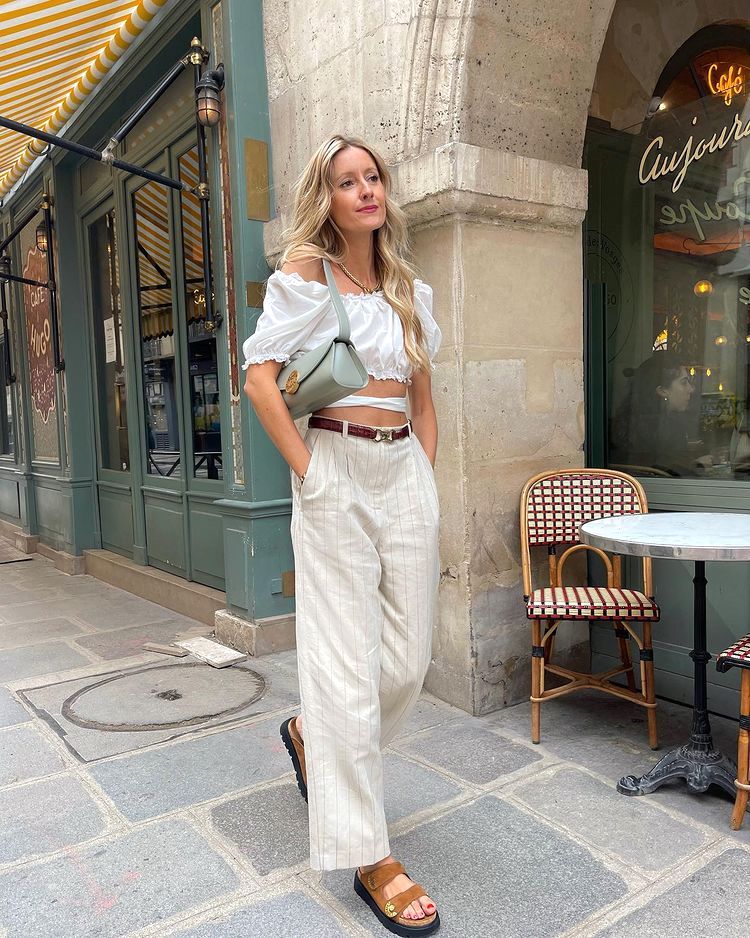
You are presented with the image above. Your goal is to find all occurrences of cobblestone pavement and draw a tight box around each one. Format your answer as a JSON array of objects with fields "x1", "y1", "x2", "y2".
[{"x1": 1, "y1": 549, "x2": 748, "y2": 937}]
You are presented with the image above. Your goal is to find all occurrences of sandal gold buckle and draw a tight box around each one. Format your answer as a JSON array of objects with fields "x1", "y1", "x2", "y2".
[
  {"x1": 384, "y1": 900, "x2": 397, "y2": 918},
  {"x1": 367, "y1": 872, "x2": 378, "y2": 890}
]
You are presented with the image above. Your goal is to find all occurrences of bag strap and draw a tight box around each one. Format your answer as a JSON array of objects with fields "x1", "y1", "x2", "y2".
[{"x1": 322, "y1": 258, "x2": 351, "y2": 342}]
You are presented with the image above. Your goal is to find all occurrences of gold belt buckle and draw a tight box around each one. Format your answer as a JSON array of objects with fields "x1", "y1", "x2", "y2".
[{"x1": 373, "y1": 428, "x2": 394, "y2": 443}]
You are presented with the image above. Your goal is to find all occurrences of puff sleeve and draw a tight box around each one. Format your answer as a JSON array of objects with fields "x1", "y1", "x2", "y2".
[
  {"x1": 414, "y1": 280, "x2": 442, "y2": 370},
  {"x1": 241, "y1": 271, "x2": 331, "y2": 370}
]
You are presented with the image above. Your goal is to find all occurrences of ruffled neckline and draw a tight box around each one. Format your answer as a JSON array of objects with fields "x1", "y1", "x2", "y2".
[{"x1": 274, "y1": 269, "x2": 384, "y2": 299}]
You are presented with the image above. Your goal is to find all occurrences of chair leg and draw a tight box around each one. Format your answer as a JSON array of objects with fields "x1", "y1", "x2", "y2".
[
  {"x1": 531, "y1": 619, "x2": 542, "y2": 744},
  {"x1": 731, "y1": 670, "x2": 750, "y2": 831},
  {"x1": 615, "y1": 621, "x2": 637, "y2": 692},
  {"x1": 642, "y1": 621, "x2": 658, "y2": 750}
]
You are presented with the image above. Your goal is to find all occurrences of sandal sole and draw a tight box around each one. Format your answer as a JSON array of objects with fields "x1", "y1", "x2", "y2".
[
  {"x1": 354, "y1": 871, "x2": 440, "y2": 936},
  {"x1": 279, "y1": 717, "x2": 308, "y2": 803}
]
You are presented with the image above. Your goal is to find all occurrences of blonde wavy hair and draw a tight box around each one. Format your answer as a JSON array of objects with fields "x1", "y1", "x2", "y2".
[{"x1": 278, "y1": 134, "x2": 431, "y2": 374}]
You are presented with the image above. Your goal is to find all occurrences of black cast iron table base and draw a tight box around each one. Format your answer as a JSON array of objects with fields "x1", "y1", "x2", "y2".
[{"x1": 617, "y1": 560, "x2": 738, "y2": 801}]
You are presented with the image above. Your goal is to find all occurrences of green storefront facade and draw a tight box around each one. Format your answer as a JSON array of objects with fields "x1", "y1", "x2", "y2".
[{"x1": 0, "y1": 0, "x2": 296, "y2": 634}]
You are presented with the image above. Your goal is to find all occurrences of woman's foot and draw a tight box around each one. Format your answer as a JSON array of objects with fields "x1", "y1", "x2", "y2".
[
  {"x1": 279, "y1": 715, "x2": 307, "y2": 802},
  {"x1": 359, "y1": 856, "x2": 436, "y2": 921},
  {"x1": 295, "y1": 714, "x2": 303, "y2": 740}
]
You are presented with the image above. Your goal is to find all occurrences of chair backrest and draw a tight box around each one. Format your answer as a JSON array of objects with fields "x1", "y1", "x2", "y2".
[{"x1": 520, "y1": 469, "x2": 650, "y2": 596}]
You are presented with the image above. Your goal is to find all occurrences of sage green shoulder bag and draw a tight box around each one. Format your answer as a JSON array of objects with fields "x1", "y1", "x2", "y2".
[{"x1": 276, "y1": 259, "x2": 369, "y2": 418}]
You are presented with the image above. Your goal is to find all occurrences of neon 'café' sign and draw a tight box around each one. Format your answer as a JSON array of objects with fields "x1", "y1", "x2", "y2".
[
  {"x1": 707, "y1": 63, "x2": 745, "y2": 106},
  {"x1": 638, "y1": 109, "x2": 750, "y2": 241}
]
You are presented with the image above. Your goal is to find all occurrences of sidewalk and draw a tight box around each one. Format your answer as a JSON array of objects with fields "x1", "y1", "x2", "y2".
[{"x1": 1, "y1": 545, "x2": 748, "y2": 937}]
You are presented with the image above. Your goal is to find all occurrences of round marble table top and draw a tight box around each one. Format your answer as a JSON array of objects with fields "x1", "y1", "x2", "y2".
[{"x1": 579, "y1": 512, "x2": 750, "y2": 561}]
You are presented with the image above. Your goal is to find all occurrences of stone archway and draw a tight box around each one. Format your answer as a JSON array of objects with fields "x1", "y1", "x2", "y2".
[{"x1": 260, "y1": 1, "x2": 750, "y2": 715}]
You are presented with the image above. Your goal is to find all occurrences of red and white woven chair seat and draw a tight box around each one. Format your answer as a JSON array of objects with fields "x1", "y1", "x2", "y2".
[
  {"x1": 526, "y1": 586, "x2": 660, "y2": 621},
  {"x1": 716, "y1": 634, "x2": 750, "y2": 672}
]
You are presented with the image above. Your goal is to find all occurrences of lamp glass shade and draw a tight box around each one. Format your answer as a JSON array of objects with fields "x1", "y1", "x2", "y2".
[
  {"x1": 196, "y1": 87, "x2": 221, "y2": 126},
  {"x1": 35, "y1": 221, "x2": 48, "y2": 253},
  {"x1": 693, "y1": 279, "x2": 712, "y2": 296}
]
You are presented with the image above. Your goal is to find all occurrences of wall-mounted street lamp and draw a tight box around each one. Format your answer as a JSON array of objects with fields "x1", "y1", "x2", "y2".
[
  {"x1": 195, "y1": 65, "x2": 224, "y2": 128},
  {"x1": 0, "y1": 254, "x2": 10, "y2": 284},
  {"x1": 35, "y1": 219, "x2": 48, "y2": 253}
]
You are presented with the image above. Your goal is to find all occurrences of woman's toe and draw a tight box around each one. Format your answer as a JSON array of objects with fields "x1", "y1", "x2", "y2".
[{"x1": 420, "y1": 896, "x2": 435, "y2": 914}]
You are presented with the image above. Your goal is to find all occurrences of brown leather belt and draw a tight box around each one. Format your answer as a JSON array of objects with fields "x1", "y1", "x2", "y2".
[{"x1": 309, "y1": 415, "x2": 412, "y2": 442}]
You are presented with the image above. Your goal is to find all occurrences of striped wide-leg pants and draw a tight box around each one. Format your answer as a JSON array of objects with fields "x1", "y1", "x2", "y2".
[{"x1": 290, "y1": 420, "x2": 440, "y2": 871}]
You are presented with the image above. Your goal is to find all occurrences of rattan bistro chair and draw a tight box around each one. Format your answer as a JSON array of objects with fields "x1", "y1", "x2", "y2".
[
  {"x1": 716, "y1": 635, "x2": 750, "y2": 830},
  {"x1": 520, "y1": 469, "x2": 660, "y2": 749}
]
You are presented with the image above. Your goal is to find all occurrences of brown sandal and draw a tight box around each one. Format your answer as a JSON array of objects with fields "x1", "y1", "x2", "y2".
[
  {"x1": 354, "y1": 861, "x2": 440, "y2": 935},
  {"x1": 279, "y1": 716, "x2": 307, "y2": 802}
]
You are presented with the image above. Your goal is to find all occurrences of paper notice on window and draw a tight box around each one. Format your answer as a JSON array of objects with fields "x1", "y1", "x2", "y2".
[{"x1": 103, "y1": 317, "x2": 117, "y2": 363}]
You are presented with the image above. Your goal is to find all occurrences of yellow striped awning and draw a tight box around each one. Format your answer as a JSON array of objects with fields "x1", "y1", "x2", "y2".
[{"x1": 0, "y1": 0, "x2": 172, "y2": 200}]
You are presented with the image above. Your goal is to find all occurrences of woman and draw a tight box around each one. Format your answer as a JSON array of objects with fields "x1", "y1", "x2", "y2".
[
  {"x1": 611, "y1": 350, "x2": 711, "y2": 476},
  {"x1": 242, "y1": 134, "x2": 441, "y2": 934}
]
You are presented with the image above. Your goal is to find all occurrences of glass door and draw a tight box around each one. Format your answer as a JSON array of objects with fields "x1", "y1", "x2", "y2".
[{"x1": 127, "y1": 139, "x2": 224, "y2": 586}]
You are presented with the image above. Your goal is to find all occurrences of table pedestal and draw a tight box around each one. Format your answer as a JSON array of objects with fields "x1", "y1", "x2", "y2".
[{"x1": 617, "y1": 561, "x2": 737, "y2": 800}]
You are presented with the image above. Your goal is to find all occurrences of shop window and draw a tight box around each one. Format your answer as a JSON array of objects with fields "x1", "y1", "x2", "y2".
[
  {"x1": 133, "y1": 178, "x2": 183, "y2": 478},
  {"x1": 178, "y1": 146, "x2": 222, "y2": 481},
  {"x1": 586, "y1": 37, "x2": 750, "y2": 479},
  {"x1": 0, "y1": 324, "x2": 14, "y2": 456}
]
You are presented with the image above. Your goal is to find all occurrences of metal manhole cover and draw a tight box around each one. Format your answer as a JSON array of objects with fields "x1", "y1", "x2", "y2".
[{"x1": 61, "y1": 662, "x2": 266, "y2": 731}]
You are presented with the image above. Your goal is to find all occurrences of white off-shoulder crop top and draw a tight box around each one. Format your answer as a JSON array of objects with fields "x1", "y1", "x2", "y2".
[{"x1": 241, "y1": 271, "x2": 442, "y2": 411}]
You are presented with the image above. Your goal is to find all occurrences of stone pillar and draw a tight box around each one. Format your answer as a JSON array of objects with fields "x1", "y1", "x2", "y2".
[{"x1": 392, "y1": 144, "x2": 589, "y2": 713}]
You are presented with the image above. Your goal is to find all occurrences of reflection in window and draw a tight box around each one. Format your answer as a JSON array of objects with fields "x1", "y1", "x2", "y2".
[
  {"x1": 588, "y1": 44, "x2": 750, "y2": 479},
  {"x1": 133, "y1": 179, "x2": 182, "y2": 478},
  {"x1": 0, "y1": 315, "x2": 13, "y2": 456},
  {"x1": 179, "y1": 146, "x2": 222, "y2": 480},
  {"x1": 89, "y1": 210, "x2": 128, "y2": 470}
]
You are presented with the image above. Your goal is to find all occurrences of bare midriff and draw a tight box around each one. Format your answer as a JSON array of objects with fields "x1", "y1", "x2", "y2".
[{"x1": 314, "y1": 377, "x2": 408, "y2": 427}]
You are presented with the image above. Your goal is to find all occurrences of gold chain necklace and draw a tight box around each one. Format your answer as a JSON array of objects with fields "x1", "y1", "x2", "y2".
[{"x1": 338, "y1": 262, "x2": 381, "y2": 294}]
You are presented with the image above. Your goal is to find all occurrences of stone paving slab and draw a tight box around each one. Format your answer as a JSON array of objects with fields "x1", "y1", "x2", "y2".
[
  {"x1": 0, "y1": 616, "x2": 88, "y2": 651},
  {"x1": 73, "y1": 619, "x2": 207, "y2": 660},
  {"x1": 210, "y1": 754, "x2": 463, "y2": 876},
  {"x1": 0, "y1": 583, "x2": 57, "y2": 604},
  {"x1": 0, "y1": 818, "x2": 239, "y2": 938},
  {"x1": 394, "y1": 718, "x2": 543, "y2": 784},
  {"x1": 0, "y1": 724, "x2": 66, "y2": 786},
  {"x1": 88, "y1": 718, "x2": 290, "y2": 820},
  {"x1": 211, "y1": 782, "x2": 308, "y2": 875},
  {"x1": 0, "y1": 599, "x2": 83, "y2": 625},
  {"x1": 651, "y1": 784, "x2": 749, "y2": 845},
  {"x1": 0, "y1": 774, "x2": 106, "y2": 865},
  {"x1": 18, "y1": 658, "x2": 299, "y2": 762},
  {"x1": 393, "y1": 694, "x2": 465, "y2": 740},
  {"x1": 67, "y1": 598, "x2": 187, "y2": 630},
  {"x1": 173, "y1": 891, "x2": 351, "y2": 937},
  {"x1": 512, "y1": 766, "x2": 708, "y2": 872},
  {"x1": 0, "y1": 688, "x2": 28, "y2": 727},
  {"x1": 322, "y1": 795, "x2": 628, "y2": 937},
  {"x1": 595, "y1": 848, "x2": 750, "y2": 937},
  {"x1": 0, "y1": 641, "x2": 91, "y2": 683}
]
